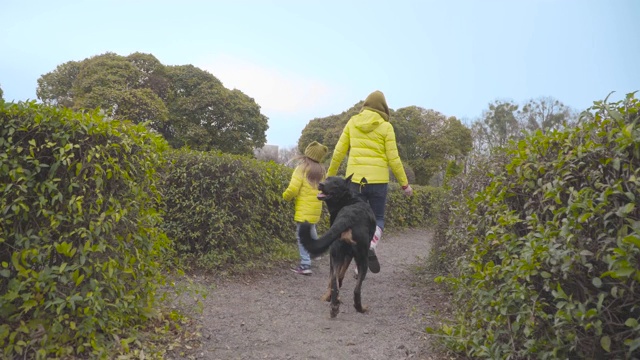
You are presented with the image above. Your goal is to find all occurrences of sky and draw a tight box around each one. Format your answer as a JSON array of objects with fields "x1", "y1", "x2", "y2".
[{"x1": 1, "y1": 0, "x2": 639, "y2": 149}]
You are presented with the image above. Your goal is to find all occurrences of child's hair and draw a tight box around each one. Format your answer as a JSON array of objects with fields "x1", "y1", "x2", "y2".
[{"x1": 296, "y1": 155, "x2": 326, "y2": 187}]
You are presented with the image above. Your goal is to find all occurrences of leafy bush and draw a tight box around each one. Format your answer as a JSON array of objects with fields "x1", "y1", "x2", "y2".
[
  {"x1": 159, "y1": 149, "x2": 297, "y2": 271},
  {"x1": 429, "y1": 149, "x2": 512, "y2": 274},
  {"x1": 433, "y1": 93, "x2": 640, "y2": 359},
  {"x1": 385, "y1": 183, "x2": 444, "y2": 229},
  {"x1": 0, "y1": 101, "x2": 172, "y2": 358},
  {"x1": 389, "y1": 161, "x2": 416, "y2": 184}
]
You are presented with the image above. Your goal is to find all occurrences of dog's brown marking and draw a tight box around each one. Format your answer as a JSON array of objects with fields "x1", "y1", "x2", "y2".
[{"x1": 340, "y1": 228, "x2": 356, "y2": 245}]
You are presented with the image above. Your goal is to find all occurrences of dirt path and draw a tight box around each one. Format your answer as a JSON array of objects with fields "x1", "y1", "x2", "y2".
[{"x1": 179, "y1": 228, "x2": 444, "y2": 360}]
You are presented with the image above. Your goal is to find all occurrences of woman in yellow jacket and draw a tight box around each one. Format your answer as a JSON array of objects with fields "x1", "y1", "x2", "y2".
[
  {"x1": 283, "y1": 141, "x2": 328, "y2": 275},
  {"x1": 327, "y1": 90, "x2": 413, "y2": 274}
]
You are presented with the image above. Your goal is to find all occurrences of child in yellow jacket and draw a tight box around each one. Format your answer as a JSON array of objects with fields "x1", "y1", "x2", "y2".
[{"x1": 283, "y1": 141, "x2": 328, "y2": 275}]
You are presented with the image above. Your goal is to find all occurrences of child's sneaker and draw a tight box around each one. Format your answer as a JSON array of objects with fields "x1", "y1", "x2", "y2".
[{"x1": 291, "y1": 264, "x2": 312, "y2": 275}]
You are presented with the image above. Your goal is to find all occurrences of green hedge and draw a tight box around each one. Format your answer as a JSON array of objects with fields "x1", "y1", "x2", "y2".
[
  {"x1": 384, "y1": 183, "x2": 444, "y2": 229},
  {"x1": 159, "y1": 149, "x2": 296, "y2": 270},
  {"x1": 433, "y1": 93, "x2": 640, "y2": 359},
  {"x1": 0, "y1": 102, "x2": 172, "y2": 358},
  {"x1": 429, "y1": 149, "x2": 512, "y2": 274}
]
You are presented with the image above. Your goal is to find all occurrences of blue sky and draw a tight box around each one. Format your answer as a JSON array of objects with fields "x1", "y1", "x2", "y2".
[{"x1": 1, "y1": 0, "x2": 638, "y2": 149}]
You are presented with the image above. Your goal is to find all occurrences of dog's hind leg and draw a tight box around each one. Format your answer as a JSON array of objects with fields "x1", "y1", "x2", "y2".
[
  {"x1": 337, "y1": 255, "x2": 352, "y2": 289},
  {"x1": 329, "y1": 266, "x2": 341, "y2": 318},
  {"x1": 353, "y1": 256, "x2": 369, "y2": 314}
]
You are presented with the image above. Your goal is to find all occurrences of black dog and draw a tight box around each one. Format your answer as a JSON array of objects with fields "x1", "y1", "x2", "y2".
[{"x1": 299, "y1": 174, "x2": 376, "y2": 318}]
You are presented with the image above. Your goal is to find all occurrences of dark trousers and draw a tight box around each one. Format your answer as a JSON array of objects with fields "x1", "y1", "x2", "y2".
[{"x1": 349, "y1": 182, "x2": 388, "y2": 230}]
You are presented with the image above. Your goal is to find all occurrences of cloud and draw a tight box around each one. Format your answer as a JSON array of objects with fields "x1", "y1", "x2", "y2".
[{"x1": 199, "y1": 54, "x2": 335, "y2": 115}]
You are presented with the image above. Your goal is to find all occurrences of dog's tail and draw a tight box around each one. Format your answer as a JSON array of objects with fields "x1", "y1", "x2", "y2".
[{"x1": 299, "y1": 221, "x2": 347, "y2": 256}]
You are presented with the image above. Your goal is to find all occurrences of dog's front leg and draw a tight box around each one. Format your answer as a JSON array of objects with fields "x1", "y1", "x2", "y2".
[
  {"x1": 320, "y1": 276, "x2": 331, "y2": 302},
  {"x1": 322, "y1": 262, "x2": 349, "y2": 304}
]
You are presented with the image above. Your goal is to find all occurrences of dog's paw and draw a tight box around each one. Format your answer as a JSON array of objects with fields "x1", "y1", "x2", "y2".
[{"x1": 330, "y1": 305, "x2": 340, "y2": 318}]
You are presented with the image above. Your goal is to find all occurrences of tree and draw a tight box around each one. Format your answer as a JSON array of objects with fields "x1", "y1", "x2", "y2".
[
  {"x1": 297, "y1": 102, "x2": 362, "y2": 155},
  {"x1": 393, "y1": 106, "x2": 472, "y2": 185},
  {"x1": 474, "y1": 100, "x2": 523, "y2": 151},
  {"x1": 36, "y1": 61, "x2": 81, "y2": 108},
  {"x1": 393, "y1": 106, "x2": 428, "y2": 160},
  {"x1": 164, "y1": 65, "x2": 268, "y2": 153},
  {"x1": 521, "y1": 96, "x2": 575, "y2": 133},
  {"x1": 0, "y1": 83, "x2": 3, "y2": 100},
  {"x1": 110, "y1": 88, "x2": 169, "y2": 130},
  {"x1": 37, "y1": 53, "x2": 167, "y2": 126},
  {"x1": 126, "y1": 52, "x2": 170, "y2": 101},
  {"x1": 278, "y1": 145, "x2": 300, "y2": 166},
  {"x1": 254, "y1": 144, "x2": 280, "y2": 162},
  {"x1": 442, "y1": 116, "x2": 473, "y2": 161},
  {"x1": 36, "y1": 53, "x2": 268, "y2": 155}
]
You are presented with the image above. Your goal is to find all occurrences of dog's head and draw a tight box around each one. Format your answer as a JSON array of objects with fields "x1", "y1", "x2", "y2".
[{"x1": 317, "y1": 174, "x2": 354, "y2": 203}]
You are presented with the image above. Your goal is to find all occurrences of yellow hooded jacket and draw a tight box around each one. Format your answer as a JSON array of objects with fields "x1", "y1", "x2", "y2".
[
  {"x1": 327, "y1": 109, "x2": 408, "y2": 186},
  {"x1": 282, "y1": 166, "x2": 323, "y2": 223}
]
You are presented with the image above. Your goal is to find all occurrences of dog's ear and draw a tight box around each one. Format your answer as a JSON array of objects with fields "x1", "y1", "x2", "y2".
[{"x1": 345, "y1": 173, "x2": 354, "y2": 184}]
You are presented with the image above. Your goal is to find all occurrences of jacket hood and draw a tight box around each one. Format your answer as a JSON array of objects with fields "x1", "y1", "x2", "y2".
[
  {"x1": 362, "y1": 90, "x2": 390, "y2": 121},
  {"x1": 353, "y1": 109, "x2": 384, "y2": 133}
]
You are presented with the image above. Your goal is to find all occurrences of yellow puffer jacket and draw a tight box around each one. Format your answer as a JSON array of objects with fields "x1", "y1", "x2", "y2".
[
  {"x1": 282, "y1": 166, "x2": 323, "y2": 223},
  {"x1": 327, "y1": 109, "x2": 408, "y2": 186}
]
